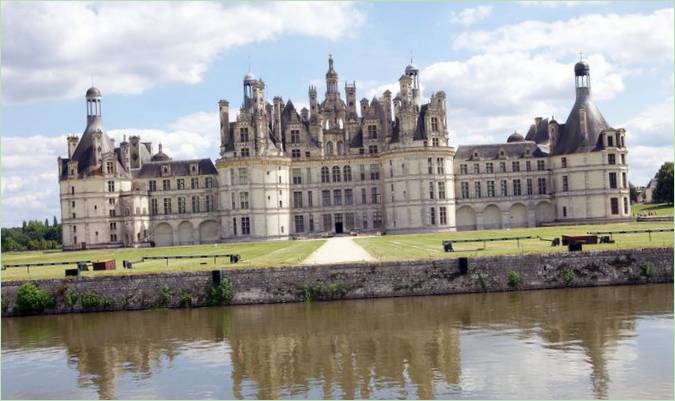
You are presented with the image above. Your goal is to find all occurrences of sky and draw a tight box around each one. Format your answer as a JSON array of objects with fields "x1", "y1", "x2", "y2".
[{"x1": 1, "y1": 1, "x2": 673, "y2": 227}]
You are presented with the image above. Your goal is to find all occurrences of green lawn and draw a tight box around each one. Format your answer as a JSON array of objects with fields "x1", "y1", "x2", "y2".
[
  {"x1": 632, "y1": 203, "x2": 674, "y2": 216},
  {"x1": 1, "y1": 239, "x2": 325, "y2": 282},
  {"x1": 354, "y1": 221, "x2": 674, "y2": 262}
]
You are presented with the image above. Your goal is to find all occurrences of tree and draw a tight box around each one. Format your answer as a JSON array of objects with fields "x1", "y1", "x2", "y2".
[
  {"x1": 53, "y1": 216, "x2": 58, "y2": 226},
  {"x1": 44, "y1": 218, "x2": 49, "y2": 227},
  {"x1": 629, "y1": 182, "x2": 639, "y2": 203},
  {"x1": 654, "y1": 162, "x2": 674, "y2": 204}
]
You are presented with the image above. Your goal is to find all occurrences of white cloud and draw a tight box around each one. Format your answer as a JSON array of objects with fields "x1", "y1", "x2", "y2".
[
  {"x1": 518, "y1": 1, "x2": 610, "y2": 7},
  {"x1": 1, "y1": 1, "x2": 365, "y2": 103},
  {"x1": 453, "y1": 8, "x2": 674, "y2": 65},
  {"x1": 450, "y1": 5, "x2": 492, "y2": 26}
]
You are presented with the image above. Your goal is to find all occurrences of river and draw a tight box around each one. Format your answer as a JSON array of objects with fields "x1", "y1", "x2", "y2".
[{"x1": 2, "y1": 284, "x2": 672, "y2": 399}]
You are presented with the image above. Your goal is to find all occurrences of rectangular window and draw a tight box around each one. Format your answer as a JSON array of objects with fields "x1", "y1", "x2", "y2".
[
  {"x1": 230, "y1": 192, "x2": 236, "y2": 210},
  {"x1": 622, "y1": 172, "x2": 627, "y2": 188},
  {"x1": 501, "y1": 180, "x2": 508, "y2": 196},
  {"x1": 106, "y1": 161, "x2": 114, "y2": 174},
  {"x1": 322, "y1": 214, "x2": 332, "y2": 232},
  {"x1": 610, "y1": 198, "x2": 619, "y2": 215},
  {"x1": 368, "y1": 125, "x2": 377, "y2": 139},
  {"x1": 460, "y1": 182, "x2": 469, "y2": 199},
  {"x1": 149, "y1": 180, "x2": 156, "y2": 192},
  {"x1": 561, "y1": 157, "x2": 567, "y2": 168},
  {"x1": 294, "y1": 215, "x2": 305, "y2": 233},
  {"x1": 513, "y1": 179, "x2": 522, "y2": 196},
  {"x1": 205, "y1": 195, "x2": 214, "y2": 212},
  {"x1": 527, "y1": 178, "x2": 533, "y2": 195},
  {"x1": 431, "y1": 117, "x2": 439, "y2": 132},
  {"x1": 525, "y1": 161, "x2": 531, "y2": 172},
  {"x1": 345, "y1": 189, "x2": 353, "y2": 205},
  {"x1": 538, "y1": 177, "x2": 547, "y2": 194},
  {"x1": 440, "y1": 207, "x2": 447, "y2": 225},
  {"x1": 107, "y1": 180, "x2": 115, "y2": 192},
  {"x1": 292, "y1": 168, "x2": 302, "y2": 185},
  {"x1": 321, "y1": 167, "x2": 330, "y2": 183},
  {"x1": 345, "y1": 213, "x2": 354, "y2": 229},
  {"x1": 368, "y1": 145, "x2": 378, "y2": 154},
  {"x1": 333, "y1": 189, "x2": 342, "y2": 206},
  {"x1": 437, "y1": 158, "x2": 445, "y2": 174},
  {"x1": 609, "y1": 172, "x2": 617, "y2": 189},
  {"x1": 192, "y1": 196, "x2": 200, "y2": 213},
  {"x1": 429, "y1": 182, "x2": 435, "y2": 199},
  {"x1": 500, "y1": 162, "x2": 506, "y2": 173},
  {"x1": 537, "y1": 160, "x2": 545, "y2": 171},
  {"x1": 344, "y1": 166, "x2": 352, "y2": 181},
  {"x1": 110, "y1": 234, "x2": 117, "y2": 242},
  {"x1": 370, "y1": 164, "x2": 380, "y2": 180},
  {"x1": 178, "y1": 197, "x2": 186, "y2": 214},
  {"x1": 562, "y1": 176, "x2": 569, "y2": 192},
  {"x1": 240, "y1": 192, "x2": 249, "y2": 209},
  {"x1": 473, "y1": 163, "x2": 480, "y2": 174},
  {"x1": 307, "y1": 191, "x2": 313, "y2": 207},
  {"x1": 438, "y1": 182, "x2": 446, "y2": 199},
  {"x1": 460, "y1": 164, "x2": 468, "y2": 175},
  {"x1": 371, "y1": 187, "x2": 379, "y2": 204},
  {"x1": 292, "y1": 149, "x2": 301, "y2": 159},
  {"x1": 607, "y1": 135, "x2": 614, "y2": 147},
  {"x1": 487, "y1": 180, "x2": 495, "y2": 197},
  {"x1": 621, "y1": 154, "x2": 626, "y2": 165},
  {"x1": 486, "y1": 163, "x2": 494, "y2": 174},
  {"x1": 163, "y1": 179, "x2": 170, "y2": 191},
  {"x1": 322, "y1": 190, "x2": 331, "y2": 207},
  {"x1": 332, "y1": 166, "x2": 341, "y2": 182},
  {"x1": 512, "y1": 161, "x2": 520, "y2": 172},
  {"x1": 563, "y1": 206, "x2": 567, "y2": 217},
  {"x1": 359, "y1": 165, "x2": 366, "y2": 181},
  {"x1": 291, "y1": 130, "x2": 300, "y2": 144},
  {"x1": 241, "y1": 148, "x2": 251, "y2": 157},
  {"x1": 623, "y1": 197, "x2": 629, "y2": 214},
  {"x1": 309, "y1": 215, "x2": 314, "y2": 232},
  {"x1": 608, "y1": 154, "x2": 616, "y2": 165},
  {"x1": 238, "y1": 168, "x2": 248, "y2": 185},
  {"x1": 293, "y1": 192, "x2": 303, "y2": 208},
  {"x1": 241, "y1": 217, "x2": 251, "y2": 235},
  {"x1": 361, "y1": 188, "x2": 367, "y2": 204},
  {"x1": 362, "y1": 213, "x2": 368, "y2": 229},
  {"x1": 240, "y1": 127, "x2": 249, "y2": 142},
  {"x1": 430, "y1": 207, "x2": 436, "y2": 225},
  {"x1": 474, "y1": 181, "x2": 482, "y2": 198},
  {"x1": 428, "y1": 158, "x2": 434, "y2": 174},
  {"x1": 373, "y1": 211, "x2": 383, "y2": 228},
  {"x1": 163, "y1": 198, "x2": 171, "y2": 215},
  {"x1": 110, "y1": 222, "x2": 117, "y2": 230},
  {"x1": 177, "y1": 179, "x2": 184, "y2": 190},
  {"x1": 306, "y1": 168, "x2": 312, "y2": 183},
  {"x1": 151, "y1": 199, "x2": 158, "y2": 215},
  {"x1": 206, "y1": 177, "x2": 214, "y2": 188}
]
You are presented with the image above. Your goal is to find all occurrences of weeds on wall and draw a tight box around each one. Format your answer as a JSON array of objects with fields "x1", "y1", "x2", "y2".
[
  {"x1": 207, "y1": 278, "x2": 234, "y2": 306},
  {"x1": 303, "y1": 281, "x2": 349, "y2": 302},
  {"x1": 15, "y1": 282, "x2": 55, "y2": 313},
  {"x1": 507, "y1": 271, "x2": 522, "y2": 288}
]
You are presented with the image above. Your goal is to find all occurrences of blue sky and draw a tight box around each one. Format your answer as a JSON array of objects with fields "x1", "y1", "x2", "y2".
[{"x1": 1, "y1": 1, "x2": 673, "y2": 227}]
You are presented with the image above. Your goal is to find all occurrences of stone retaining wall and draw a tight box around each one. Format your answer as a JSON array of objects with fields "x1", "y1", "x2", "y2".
[{"x1": 2, "y1": 248, "x2": 672, "y2": 317}]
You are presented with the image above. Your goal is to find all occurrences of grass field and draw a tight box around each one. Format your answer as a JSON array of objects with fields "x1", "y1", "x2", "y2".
[
  {"x1": 354, "y1": 221, "x2": 674, "y2": 262},
  {"x1": 632, "y1": 203, "x2": 674, "y2": 216},
  {"x1": 1, "y1": 239, "x2": 325, "y2": 282}
]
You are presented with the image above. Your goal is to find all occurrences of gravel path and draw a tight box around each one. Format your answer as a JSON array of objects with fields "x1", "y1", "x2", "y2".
[{"x1": 303, "y1": 236, "x2": 376, "y2": 265}]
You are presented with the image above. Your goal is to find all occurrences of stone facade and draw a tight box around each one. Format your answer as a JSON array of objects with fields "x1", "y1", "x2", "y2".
[
  {"x1": 2, "y1": 248, "x2": 672, "y2": 317},
  {"x1": 58, "y1": 57, "x2": 629, "y2": 249}
]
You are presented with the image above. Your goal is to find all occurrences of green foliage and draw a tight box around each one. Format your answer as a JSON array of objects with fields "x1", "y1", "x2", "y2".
[
  {"x1": 179, "y1": 290, "x2": 193, "y2": 307},
  {"x1": 159, "y1": 285, "x2": 173, "y2": 306},
  {"x1": 2, "y1": 219, "x2": 62, "y2": 252},
  {"x1": 640, "y1": 262, "x2": 655, "y2": 278},
  {"x1": 654, "y1": 162, "x2": 674, "y2": 204},
  {"x1": 561, "y1": 268, "x2": 575, "y2": 287},
  {"x1": 507, "y1": 271, "x2": 522, "y2": 287},
  {"x1": 206, "y1": 278, "x2": 234, "y2": 306},
  {"x1": 64, "y1": 289, "x2": 79, "y2": 307},
  {"x1": 79, "y1": 292, "x2": 113, "y2": 309},
  {"x1": 303, "y1": 281, "x2": 349, "y2": 302},
  {"x1": 15, "y1": 283, "x2": 55, "y2": 313},
  {"x1": 477, "y1": 273, "x2": 487, "y2": 292},
  {"x1": 629, "y1": 182, "x2": 639, "y2": 203}
]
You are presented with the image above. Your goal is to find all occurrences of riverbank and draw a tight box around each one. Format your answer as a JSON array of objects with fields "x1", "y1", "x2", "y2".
[{"x1": 2, "y1": 247, "x2": 672, "y2": 317}]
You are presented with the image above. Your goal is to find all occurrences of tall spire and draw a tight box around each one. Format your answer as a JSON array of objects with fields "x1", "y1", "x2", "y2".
[{"x1": 326, "y1": 54, "x2": 338, "y2": 95}]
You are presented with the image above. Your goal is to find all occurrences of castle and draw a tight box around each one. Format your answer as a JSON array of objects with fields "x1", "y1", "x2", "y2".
[{"x1": 58, "y1": 56, "x2": 630, "y2": 249}]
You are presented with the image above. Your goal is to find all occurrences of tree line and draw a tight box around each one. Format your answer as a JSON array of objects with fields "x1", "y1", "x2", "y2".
[{"x1": 1, "y1": 217, "x2": 62, "y2": 252}]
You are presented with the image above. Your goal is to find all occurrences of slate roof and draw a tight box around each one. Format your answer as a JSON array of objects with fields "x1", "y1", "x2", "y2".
[
  {"x1": 456, "y1": 141, "x2": 548, "y2": 160},
  {"x1": 553, "y1": 88, "x2": 611, "y2": 155},
  {"x1": 67, "y1": 116, "x2": 117, "y2": 175},
  {"x1": 132, "y1": 159, "x2": 217, "y2": 179},
  {"x1": 413, "y1": 104, "x2": 428, "y2": 140},
  {"x1": 525, "y1": 118, "x2": 550, "y2": 145}
]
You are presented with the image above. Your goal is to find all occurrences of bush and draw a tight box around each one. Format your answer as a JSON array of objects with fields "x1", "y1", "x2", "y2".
[
  {"x1": 64, "y1": 289, "x2": 79, "y2": 307},
  {"x1": 507, "y1": 271, "x2": 522, "y2": 288},
  {"x1": 562, "y1": 268, "x2": 575, "y2": 287},
  {"x1": 640, "y1": 262, "x2": 655, "y2": 278},
  {"x1": 179, "y1": 290, "x2": 193, "y2": 307},
  {"x1": 303, "y1": 281, "x2": 349, "y2": 302},
  {"x1": 15, "y1": 282, "x2": 55, "y2": 313},
  {"x1": 206, "y1": 278, "x2": 234, "y2": 306},
  {"x1": 79, "y1": 292, "x2": 113, "y2": 309},
  {"x1": 158, "y1": 285, "x2": 173, "y2": 307}
]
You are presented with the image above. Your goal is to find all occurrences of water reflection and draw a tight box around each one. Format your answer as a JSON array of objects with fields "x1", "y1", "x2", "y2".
[{"x1": 2, "y1": 284, "x2": 672, "y2": 399}]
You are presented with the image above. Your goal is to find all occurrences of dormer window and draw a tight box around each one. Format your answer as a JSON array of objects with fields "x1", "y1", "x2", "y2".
[
  {"x1": 162, "y1": 165, "x2": 170, "y2": 176},
  {"x1": 106, "y1": 161, "x2": 114, "y2": 174},
  {"x1": 190, "y1": 164, "x2": 198, "y2": 175}
]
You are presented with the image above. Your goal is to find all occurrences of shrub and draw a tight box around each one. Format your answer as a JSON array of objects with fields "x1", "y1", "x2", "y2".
[
  {"x1": 640, "y1": 262, "x2": 655, "y2": 278},
  {"x1": 159, "y1": 285, "x2": 173, "y2": 307},
  {"x1": 206, "y1": 278, "x2": 234, "y2": 306},
  {"x1": 15, "y1": 282, "x2": 55, "y2": 313},
  {"x1": 507, "y1": 271, "x2": 522, "y2": 288},
  {"x1": 79, "y1": 292, "x2": 112, "y2": 309},
  {"x1": 303, "y1": 281, "x2": 349, "y2": 302},
  {"x1": 179, "y1": 290, "x2": 193, "y2": 307},
  {"x1": 64, "y1": 289, "x2": 79, "y2": 307},
  {"x1": 562, "y1": 268, "x2": 575, "y2": 287}
]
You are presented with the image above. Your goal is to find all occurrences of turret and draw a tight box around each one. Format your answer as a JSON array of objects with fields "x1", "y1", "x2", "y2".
[
  {"x1": 360, "y1": 98, "x2": 369, "y2": 117},
  {"x1": 398, "y1": 74, "x2": 412, "y2": 101},
  {"x1": 273, "y1": 96, "x2": 283, "y2": 145},
  {"x1": 405, "y1": 61, "x2": 421, "y2": 106},
  {"x1": 325, "y1": 54, "x2": 338, "y2": 96},
  {"x1": 219, "y1": 100, "x2": 229, "y2": 156},
  {"x1": 129, "y1": 136, "x2": 142, "y2": 169},
  {"x1": 309, "y1": 85, "x2": 318, "y2": 117},
  {"x1": 85, "y1": 86, "x2": 101, "y2": 124},
  {"x1": 574, "y1": 58, "x2": 591, "y2": 101},
  {"x1": 67, "y1": 135, "x2": 79, "y2": 158},
  {"x1": 345, "y1": 81, "x2": 357, "y2": 115}
]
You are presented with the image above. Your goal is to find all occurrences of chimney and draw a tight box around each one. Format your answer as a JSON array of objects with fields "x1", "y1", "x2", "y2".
[{"x1": 67, "y1": 136, "x2": 79, "y2": 158}]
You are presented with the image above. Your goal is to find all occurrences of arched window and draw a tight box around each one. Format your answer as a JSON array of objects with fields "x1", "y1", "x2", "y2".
[
  {"x1": 343, "y1": 165, "x2": 352, "y2": 182},
  {"x1": 338, "y1": 118, "x2": 344, "y2": 129},
  {"x1": 326, "y1": 141, "x2": 334, "y2": 155},
  {"x1": 321, "y1": 167, "x2": 330, "y2": 183},
  {"x1": 332, "y1": 166, "x2": 341, "y2": 182},
  {"x1": 337, "y1": 141, "x2": 344, "y2": 155}
]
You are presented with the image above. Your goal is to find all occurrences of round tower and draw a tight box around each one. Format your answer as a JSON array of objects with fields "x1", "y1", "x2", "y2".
[{"x1": 86, "y1": 86, "x2": 102, "y2": 122}]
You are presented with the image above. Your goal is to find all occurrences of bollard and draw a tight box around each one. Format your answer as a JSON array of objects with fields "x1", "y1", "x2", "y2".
[{"x1": 77, "y1": 262, "x2": 88, "y2": 272}]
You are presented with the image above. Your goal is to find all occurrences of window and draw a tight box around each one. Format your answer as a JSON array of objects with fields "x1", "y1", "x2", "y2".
[
  {"x1": 486, "y1": 163, "x2": 494, "y2": 173},
  {"x1": 438, "y1": 182, "x2": 446, "y2": 199},
  {"x1": 621, "y1": 154, "x2": 626, "y2": 165},
  {"x1": 373, "y1": 211, "x2": 383, "y2": 228},
  {"x1": 240, "y1": 128, "x2": 249, "y2": 142},
  {"x1": 474, "y1": 181, "x2": 482, "y2": 198},
  {"x1": 428, "y1": 158, "x2": 434, "y2": 174},
  {"x1": 332, "y1": 166, "x2": 341, "y2": 182},
  {"x1": 290, "y1": 130, "x2": 300, "y2": 144},
  {"x1": 460, "y1": 182, "x2": 469, "y2": 199},
  {"x1": 294, "y1": 215, "x2": 305, "y2": 233},
  {"x1": 361, "y1": 188, "x2": 367, "y2": 204},
  {"x1": 368, "y1": 145, "x2": 378, "y2": 154},
  {"x1": 538, "y1": 177, "x2": 547, "y2": 194},
  {"x1": 437, "y1": 158, "x2": 445, "y2": 174},
  {"x1": 163, "y1": 198, "x2": 172, "y2": 214},
  {"x1": 293, "y1": 192, "x2": 303, "y2": 208},
  {"x1": 321, "y1": 167, "x2": 330, "y2": 183},
  {"x1": 107, "y1": 180, "x2": 115, "y2": 192},
  {"x1": 440, "y1": 207, "x2": 447, "y2": 225},
  {"x1": 177, "y1": 179, "x2": 185, "y2": 190},
  {"x1": 431, "y1": 117, "x2": 439, "y2": 132},
  {"x1": 345, "y1": 189, "x2": 353, "y2": 205},
  {"x1": 241, "y1": 148, "x2": 250, "y2": 157},
  {"x1": 460, "y1": 164, "x2": 468, "y2": 175},
  {"x1": 110, "y1": 234, "x2": 117, "y2": 242},
  {"x1": 343, "y1": 165, "x2": 352, "y2": 181},
  {"x1": 368, "y1": 125, "x2": 377, "y2": 139},
  {"x1": 487, "y1": 181, "x2": 495, "y2": 197},
  {"x1": 240, "y1": 192, "x2": 249, "y2": 209},
  {"x1": 623, "y1": 197, "x2": 629, "y2": 214},
  {"x1": 609, "y1": 172, "x2": 617, "y2": 189},
  {"x1": 178, "y1": 197, "x2": 186, "y2": 213},
  {"x1": 430, "y1": 207, "x2": 436, "y2": 225},
  {"x1": 333, "y1": 189, "x2": 342, "y2": 205},
  {"x1": 241, "y1": 217, "x2": 251, "y2": 235},
  {"x1": 537, "y1": 160, "x2": 545, "y2": 171},
  {"x1": 561, "y1": 157, "x2": 567, "y2": 168},
  {"x1": 513, "y1": 179, "x2": 522, "y2": 196},
  {"x1": 563, "y1": 206, "x2": 567, "y2": 217},
  {"x1": 191, "y1": 177, "x2": 199, "y2": 189},
  {"x1": 512, "y1": 161, "x2": 520, "y2": 172},
  {"x1": 499, "y1": 162, "x2": 506, "y2": 173},
  {"x1": 206, "y1": 195, "x2": 214, "y2": 212},
  {"x1": 322, "y1": 190, "x2": 331, "y2": 206},
  {"x1": 322, "y1": 214, "x2": 332, "y2": 231},
  {"x1": 292, "y1": 169, "x2": 302, "y2": 185},
  {"x1": 622, "y1": 172, "x2": 627, "y2": 188},
  {"x1": 106, "y1": 161, "x2": 114, "y2": 174},
  {"x1": 309, "y1": 216, "x2": 315, "y2": 232},
  {"x1": 192, "y1": 196, "x2": 200, "y2": 213},
  {"x1": 110, "y1": 222, "x2": 117, "y2": 230},
  {"x1": 307, "y1": 191, "x2": 313, "y2": 207},
  {"x1": 429, "y1": 182, "x2": 435, "y2": 199},
  {"x1": 305, "y1": 151, "x2": 311, "y2": 158},
  {"x1": 562, "y1": 176, "x2": 569, "y2": 192},
  {"x1": 610, "y1": 198, "x2": 619, "y2": 215},
  {"x1": 205, "y1": 177, "x2": 214, "y2": 188},
  {"x1": 163, "y1": 179, "x2": 170, "y2": 191},
  {"x1": 359, "y1": 165, "x2": 366, "y2": 181},
  {"x1": 525, "y1": 161, "x2": 531, "y2": 171},
  {"x1": 291, "y1": 149, "x2": 301, "y2": 159},
  {"x1": 362, "y1": 213, "x2": 368, "y2": 229},
  {"x1": 501, "y1": 180, "x2": 508, "y2": 196},
  {"x1": 345, "y1": 213, "x2": 354, "y2": 229},
  {"x1": 432, "y1": 138, "x2": 439, "y2": 147},
  {"x1": 148, "y1": 180, "x2": 156, "y2": 192},
  {"x1": 305, "y1": 168, "x2": 312, "y2": 184},
  {"x1": 607, "y1": 154, "x2": 616, "y2": 165},
  {"x1": 607, "y1": 135, "x2": 614, "y2": 147},
  {"x1": 473, "y1": 163, "x2": 480, "y2": 174},
  {"x1": 151, "y1": 199, "x2": 158, "y2": 215},
  {"x1": 238, "y1": 168, "x2": 248, "y2": 185},
  {"x1": 370, "y1": 164, "x2": 380, "y2": 180},
  {"x1": 371, "y1": 187, "x2": 379, "y2": 204},
  {"x1": 527, "y1": 178, "x2": 533, "y2": 195}
]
